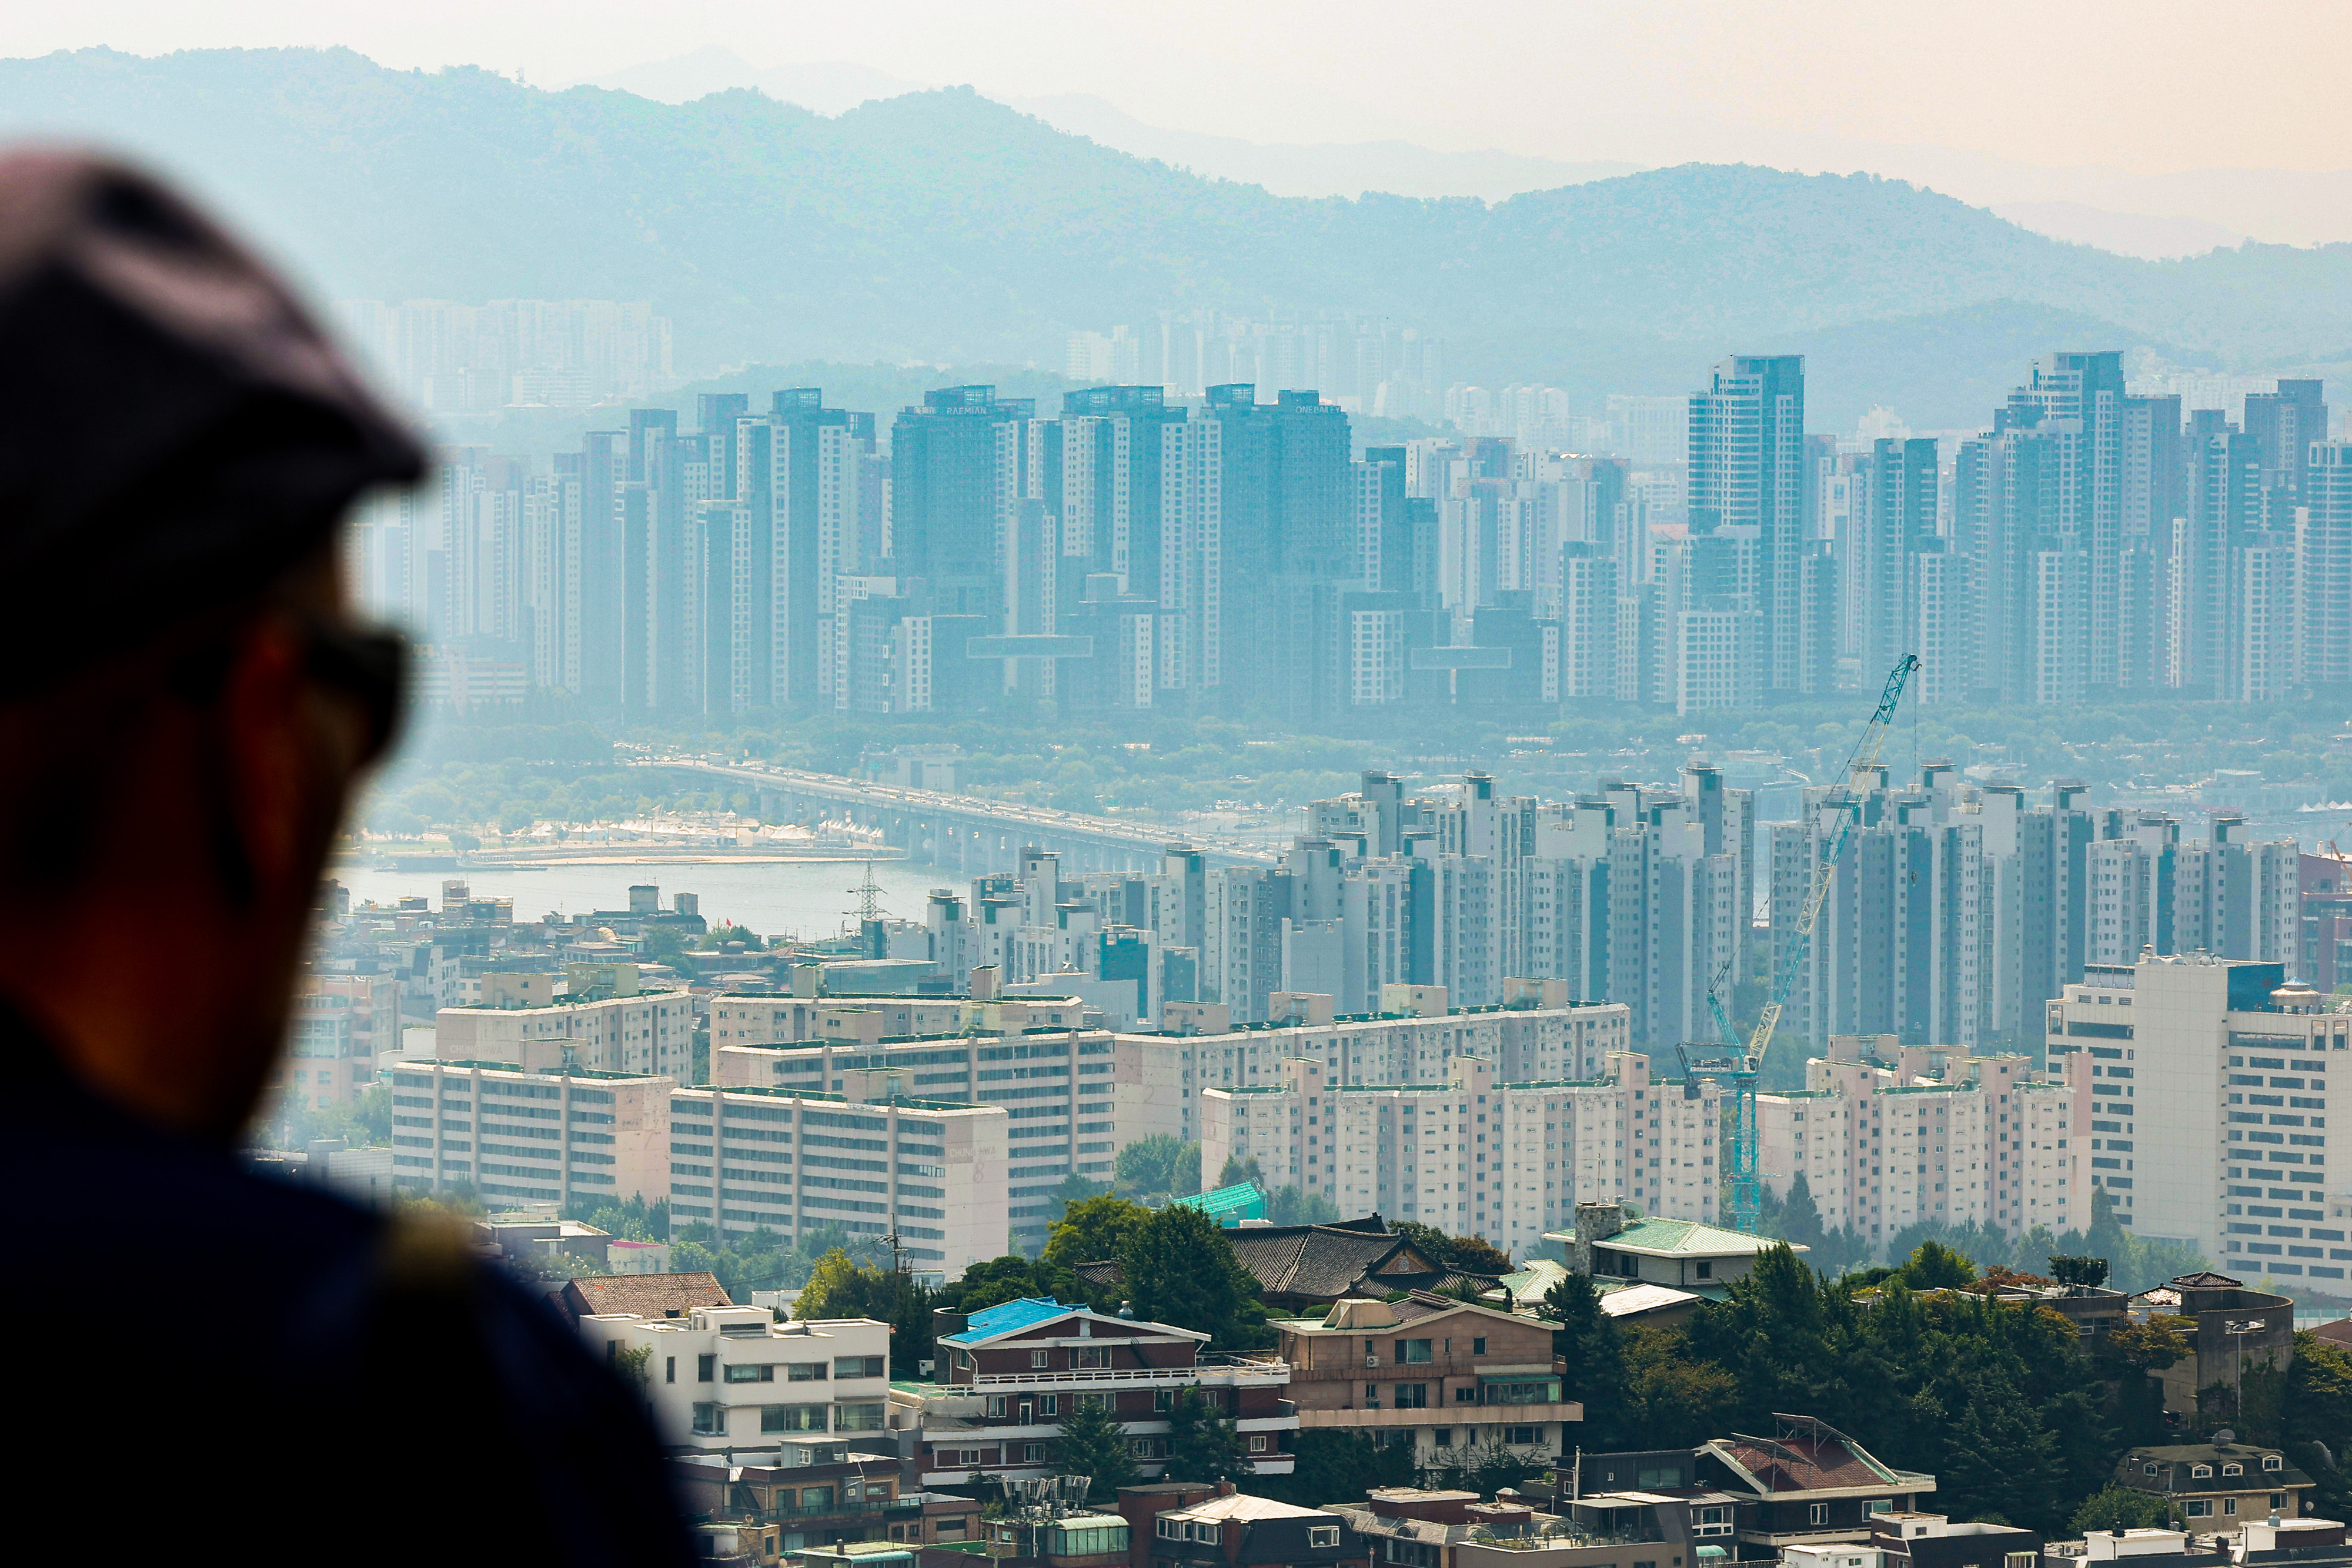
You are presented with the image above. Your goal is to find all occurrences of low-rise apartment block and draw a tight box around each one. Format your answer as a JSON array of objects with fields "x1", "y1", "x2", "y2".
[
  {"x1": 386, "y1": 1061, "x2": 670, "y2": 1208},
  {"x1": 1171, "y1": 987, "x2": 1633, "y2": 1095},
  {"x1": 1201, "y1": 1049, "x2": 1719, "y2": 1256},
  {"x1": 1756, "y1": 1035, "x2": 2092, "y2": 1248},
  {"x1": 435, "y1": 988, "x2": 696, "y2": 1075},
  {"x1": 914, "y1": 1297, "x2": 1297, "y2": 1488},
  {"x1": 710, "y1": 994, "x2": 1087, "y2": 1049},
  {"x1": 1267, "y1": 1293, "x2": 1580, "y2": 1472},
  {"x1": 2045, "y1": 952, "x2": 2347, "y2": 1281},
  {"x1": 579, "y1": 1306, "x2": 893, "y2": 1456},
  {"x1": 670, "y1": 1450, "x2": 981, "y2": 1557},
  {"x1": 717, "y1": 1022, "x2": 1181, "y2": 1250},
  {"x1": 669, "y1": 1085, "x2": 1008, "y2": 1271}
]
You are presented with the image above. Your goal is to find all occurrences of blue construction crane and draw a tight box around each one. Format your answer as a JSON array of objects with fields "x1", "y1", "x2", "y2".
[{"x1": 1693, "y1": 653, "x2": 1920, "y2": 1233}]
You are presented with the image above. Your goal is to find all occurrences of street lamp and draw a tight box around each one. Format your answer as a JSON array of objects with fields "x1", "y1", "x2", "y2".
[{"x1": 2223, "y1": 1319, "x2": 2266, "y2": 1420}]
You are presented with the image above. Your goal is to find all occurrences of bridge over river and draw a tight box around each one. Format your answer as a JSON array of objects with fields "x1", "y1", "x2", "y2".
[{"x1": 632, "y1": 754, "x2": 1277, "y2": 874}]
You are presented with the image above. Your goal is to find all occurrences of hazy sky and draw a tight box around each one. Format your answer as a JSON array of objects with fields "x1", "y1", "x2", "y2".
[{"x1": 18, "y1": 0, "x2": 2350, "y2": 178}]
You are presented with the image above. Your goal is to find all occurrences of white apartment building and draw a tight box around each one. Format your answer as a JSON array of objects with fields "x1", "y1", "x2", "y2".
[
  {"x1": 579, "y1": 1306, "x2": 892, "y2": 1456},
  {"x1": 1201, "y1": 1049, "x2": 1719, "y2": 1258},
  {"x1": 708, "y1": 994, "x2": 1087, "y2": 1050},
  {"x1": 715, "y1": 1024, "x2": 1181, "y2": 1251},
  {"x1": 435, "y1": 989, "x2": 695, "y2": 1075},
  {"x1": 1758, "y1": 1036, "x2": 2091, "y2": 1249},
  {"x1": 2046, "y1": 953, "x2": 2348, "y2": 1286},
  {"x1": 669, "y1": 1085, "x2": 1009, "y2": 1273},
  {"x1": 386, "y1": 1062, "x2": 671, "y2": 1209},
  {"x1": 1172, "y1": 984, "x2": 1632, "y2": 1097}
]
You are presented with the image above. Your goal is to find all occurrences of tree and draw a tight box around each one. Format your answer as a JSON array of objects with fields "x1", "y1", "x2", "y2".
[
  {"x1": 1620, "y1": 1326, "x2": 1739, "y2": 1449},
  {"x1": 1265, "y1": 1185, "x2": 1341, "y2": 1226},
  {"x1": 1114, "y1": 1135, "x2": 1201, "y2": 1199},
  {"x1": 1044, "y1": 1194, "x2": 1151, "y2": 1272},
  {"x1": 1048, "y1": 1172, "x2": 1112, "y2": 1213},
  {"x1": 946, "y1": 1253, "x2": 1085, "y2": 1316},
  {"x1": 1268, "y1": 1430, "x2": 1415, "y2": 1508},
  {"x1": 2069, "y1": 1485, "x2": 2177, "y2": 1535},
  {"x1": 2104, "y1": 1316, "x2": 2193, "y2": 1375},
  {"x1": 1217, "y1": 1155, "x2": 1265, "y2": 1190},
  {"x1": 1938, "y1": 1372, "x2": 2064, "y2": 1533},
  {"x1": 1540, "y1": 1271, "x2": 1628, "y2": 1445},
  {"x1": 1427, "y1": 1431, "x2": 1548, "y2": 1496},
  {"x1": 1775, "y1": 1169, "x2": 1827, "y2": 1253},
  {"x1": 1896, "y1": 1241, "x2": 1977, "y2": 1292},
  {"x1": 1391, "y1": 1221, "x2": 1513, "y2": 1276},
  {"x1": 1054, "y1": 1396, "x2": 1143, "y2": 1500},
  {"x1": 1163, "y1": 1387, "x2": 1252, "y2": 1485},
  {"x1": 1121, "y1": 1203, "x2": 1271, "y2": 1351},
  {"x1": 796, "y1": 1247, "x2": 866, "y2": 1318},
  {"x1": 2284, "y1": 1332, "x2": 2352, "y2": 1518},
  {"x1": 349, "y1": 1082, "x2": 392, "y2": 1144}
]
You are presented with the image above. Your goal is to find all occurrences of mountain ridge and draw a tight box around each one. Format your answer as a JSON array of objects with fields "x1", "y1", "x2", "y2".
[{"x1": 0, "y1": 46, "x2": 2340, "y2": 423}]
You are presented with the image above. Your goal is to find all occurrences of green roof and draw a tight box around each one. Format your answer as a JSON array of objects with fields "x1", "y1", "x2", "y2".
[
  {"x1": 1544, "y1": 1216, "x2": 1798, "y2": 1257},
  {"x1": 1495, "y1": 1258, "x2": 1568, "y2": 1297}
]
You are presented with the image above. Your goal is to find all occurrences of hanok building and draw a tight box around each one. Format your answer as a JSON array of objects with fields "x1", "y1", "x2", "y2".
[
  {"x1": 1695, "y1": 1415, "x2": 1936, "y2": 1556},
  {"x1": 1262, "y1": 1294, "x2": 1579, "y2": 1472},
  {"x1": 2112, "y1": 1443, "x2": 2316, "y2": 1528},
  {"x1": 1074, "y1": 1218, "x2": 1484, "y2": 1316},
  {"x1": 913, "y1": 1298, "x2": 1297, "y2": 1488},
  {"x1": 560, "y1": 1270, "x2": 733, "y2": 1325}
]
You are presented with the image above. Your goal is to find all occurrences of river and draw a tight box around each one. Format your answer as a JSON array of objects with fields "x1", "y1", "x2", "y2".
[{"x1": 328, "y1": 855, "x2": 956, "y2": 943}]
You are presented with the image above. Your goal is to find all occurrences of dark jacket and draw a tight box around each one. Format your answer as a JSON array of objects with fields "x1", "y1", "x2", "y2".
[{"x1": 0, "y1": 1007, "x2": 692, "y2": 1565}]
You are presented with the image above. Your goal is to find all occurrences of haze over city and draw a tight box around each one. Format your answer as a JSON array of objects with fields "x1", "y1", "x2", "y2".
[{"x1": 1, "y1": 2, "x2": 2347, "y2": 1556}]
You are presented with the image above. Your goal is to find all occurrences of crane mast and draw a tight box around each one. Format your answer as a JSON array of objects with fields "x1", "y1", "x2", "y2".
[{"x1": 1703, "y1": 653, "x2": 1919, "y2": 1233}]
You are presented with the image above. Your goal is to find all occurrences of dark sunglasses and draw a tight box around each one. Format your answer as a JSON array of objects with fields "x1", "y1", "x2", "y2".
[
  {"x1": 302, "y1": 618, "x2": 406, "y2": 766},
  {"x1": 163, "y1": 614, "x2": 407, "y2": 767}
]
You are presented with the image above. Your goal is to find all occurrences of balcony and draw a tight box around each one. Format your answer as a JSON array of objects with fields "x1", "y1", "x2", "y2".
[
  {"x1": 1294, "y1": 1400, "x2": 1582, "y2": 1430},
  {"x1": 965, "y1": 1357, "x2": 1289, "y2": 1388},
  {"x1": 694, "y1": 1497, "x2": 923, "y2": 1526}
]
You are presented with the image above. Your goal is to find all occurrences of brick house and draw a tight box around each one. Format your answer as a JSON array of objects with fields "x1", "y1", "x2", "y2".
[
  {"x1": 1264, "y1": 1292, "x2": 1580, "y2": 1474},
  {"x1": 913, "y1": 1298, "x2": 1296, "y2": 1488}
]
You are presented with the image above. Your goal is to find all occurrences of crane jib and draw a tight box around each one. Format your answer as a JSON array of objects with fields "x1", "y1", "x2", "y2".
[{"x1": 1698, "y1": 653, "x2": 1919, "y2": 1236}]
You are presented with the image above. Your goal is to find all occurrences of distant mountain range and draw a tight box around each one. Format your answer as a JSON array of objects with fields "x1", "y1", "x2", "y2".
[
  {"x1": 2, "y1": 47, "x2": 2343, "y2": 430},
  {"x1": 577, "y1": 46, "x2": 2352, "y2": 255}
]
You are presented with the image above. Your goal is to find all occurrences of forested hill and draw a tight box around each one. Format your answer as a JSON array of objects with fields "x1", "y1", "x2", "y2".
[{"x1": 2, "y1": 47, "x2": 2342, "y2": 422}]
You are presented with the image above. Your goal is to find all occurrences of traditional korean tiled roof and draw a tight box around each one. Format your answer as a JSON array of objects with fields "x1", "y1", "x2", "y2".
[{"x1": 564, "y1": 1271, "x2": 731, "y2": 1318}]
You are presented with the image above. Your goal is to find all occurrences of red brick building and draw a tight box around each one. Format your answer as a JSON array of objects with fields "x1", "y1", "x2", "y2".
[{"x1": 911, "y1": 1298, "x2": 1296, "y2": 1489}]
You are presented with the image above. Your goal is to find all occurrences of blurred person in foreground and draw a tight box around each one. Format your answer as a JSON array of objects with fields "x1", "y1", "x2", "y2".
[{"x1": 0, "y1": 152, "x2": 689, "y2": 1563}]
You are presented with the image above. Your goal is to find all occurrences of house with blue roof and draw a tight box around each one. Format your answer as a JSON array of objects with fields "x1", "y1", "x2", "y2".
[{"x1": 911, "y1": 1297, "x2": 1297, "y2": 1488}]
